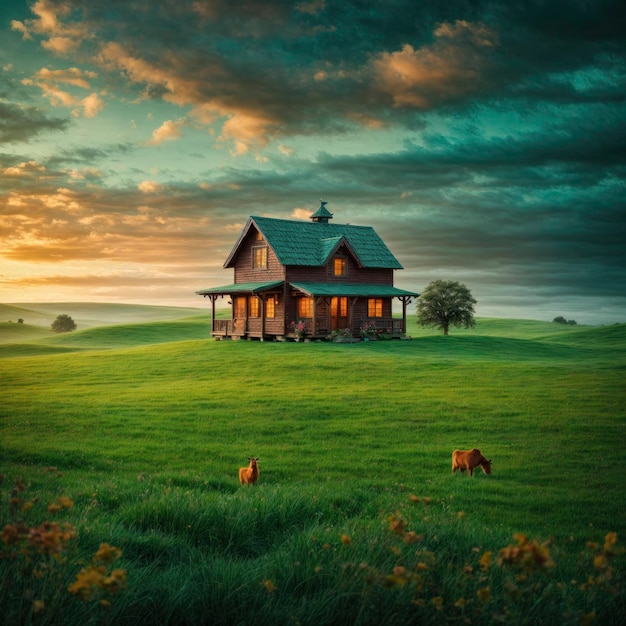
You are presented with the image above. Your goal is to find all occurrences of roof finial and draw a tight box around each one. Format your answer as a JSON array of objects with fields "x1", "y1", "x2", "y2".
[{"x1": 311, "y1": 199, "x2": 333, "y2": 223}]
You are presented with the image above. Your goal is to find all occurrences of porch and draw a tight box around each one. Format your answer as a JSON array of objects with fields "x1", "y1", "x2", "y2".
[{"x1": 209, "y1": 317, "x2": 406, "y2": 341}]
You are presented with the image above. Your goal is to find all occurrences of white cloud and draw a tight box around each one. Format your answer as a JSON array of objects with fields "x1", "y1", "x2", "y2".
[
  {"x1": 81, "y1": 93, "x2": 104, "y2": 118},
  {"x1": 146, "y1": 119, "x2": 184, "y2": 146},
  {"x1": 138, "y1": 181, "x2": 162, "y2": 193}
]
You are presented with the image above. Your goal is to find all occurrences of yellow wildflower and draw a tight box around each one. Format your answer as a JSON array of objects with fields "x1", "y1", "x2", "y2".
[
  {"x1": 95, "y1": 543, "x2": 122, "y2": 564},
  {"x1": 479, "y1": 551, "x2": 493, "y2": 571},
  {"x1": 388, "y1": 514, "x2": 407, "y2": 536},
  {"x1": 477, "y1": 586, "x2": 491, "y2": 604},
  {"x1": 603, "y1": 532, "x2": 618, "y2": 553}
]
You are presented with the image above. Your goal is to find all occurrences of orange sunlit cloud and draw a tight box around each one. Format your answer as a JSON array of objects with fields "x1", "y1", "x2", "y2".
[
  {"x1": 373, "y1": 20, "x2": 498, "y2": 108},
  {"x1": 1, "y1": 0, "x2": 623, "y2": 320}
]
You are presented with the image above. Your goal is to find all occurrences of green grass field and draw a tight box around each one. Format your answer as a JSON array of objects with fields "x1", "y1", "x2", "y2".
[{"x1": 1, "y1": 304, "x2": 624, "y2": 625}]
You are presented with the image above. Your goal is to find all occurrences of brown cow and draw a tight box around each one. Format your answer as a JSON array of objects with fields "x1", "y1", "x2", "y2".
[
  {"x1": 239, "y1": 457, "x2": 259, "y2": 485},
  {"x1": 452, "y1": 449, "x2": 492, "y2": 476}
]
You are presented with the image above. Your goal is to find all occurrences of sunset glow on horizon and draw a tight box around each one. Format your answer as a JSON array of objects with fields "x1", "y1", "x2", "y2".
[{"x1": 1, "y1": 1, "x2": 624, "y2": 324}]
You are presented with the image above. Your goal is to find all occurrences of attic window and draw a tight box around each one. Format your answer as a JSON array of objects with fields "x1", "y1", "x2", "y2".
[
  {"x1": 333, "y1": 257, "x2": 347, "y2": 277},
  {"x1": 252, "y1": 246, "x2": 267, "y2": 270}
]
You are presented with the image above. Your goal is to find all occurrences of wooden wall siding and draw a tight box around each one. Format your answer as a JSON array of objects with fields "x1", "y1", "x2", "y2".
[
  {"x1": 263, "y1": 318, "x2": 286, "y2": 336},
  {"x1": 233, "y1": 232, "x2": 285, "y2": 283},
  {"x1": 286, "y1": 265, "x2": 394, "y2": 285}
]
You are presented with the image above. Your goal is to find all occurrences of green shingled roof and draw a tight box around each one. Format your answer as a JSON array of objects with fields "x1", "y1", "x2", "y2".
[
  {"x1": 289, "y1": 282, "x2": 418, "y2": 298},
  {"x1": 196, "y1": 281, "x2": 283, "y2": 296},
  {"x1": 224, "y1": 216, "x2": 403, "y2": 269}
]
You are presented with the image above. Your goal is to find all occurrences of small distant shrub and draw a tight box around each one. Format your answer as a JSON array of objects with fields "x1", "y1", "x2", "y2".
[
  {"x1": 51, "y1": 314, "x2": 77, "y2": 333},
  {"x1": 554, "y1": 316, "x2": 577, "y2": 325}
]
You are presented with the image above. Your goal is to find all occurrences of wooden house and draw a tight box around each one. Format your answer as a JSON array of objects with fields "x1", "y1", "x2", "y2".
[{"x1": 196, "y1": 202, "x2": 418, "y2": 340}]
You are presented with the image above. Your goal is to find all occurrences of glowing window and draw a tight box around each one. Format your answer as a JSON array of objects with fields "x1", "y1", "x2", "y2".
[
  {"x1": 298, "y1": 297, "x2": 314, "y2": 318},
  {"x1": 266, "y1": 296, "x2": 275, "y2": 319},
  {"x1": 249, "y1": 296, "x2": 260, "y2": 318},
  {"x1": 368, "y1": 298, "x2": 383, "y2": 317},
  {"x1": 234, "y1": 297, "x2": 246, "y2": 318},
  {"x1": 252, "y1": 246, "x2": 267, "y2": 269},
  {"x1": 333, "y1": 257, "x2": 347, "y2": 277},
  {"x1": 331, "y1": 297, "x2": 348, "y2": 317}
]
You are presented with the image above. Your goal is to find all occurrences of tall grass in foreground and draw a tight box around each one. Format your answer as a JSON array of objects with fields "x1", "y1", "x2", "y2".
[
  {"x1": 1, "y1": 316, "x2": 625, "y2": 624},
  {"x1": 1, "y1": 474, "x2": 623, "y2": 625}
]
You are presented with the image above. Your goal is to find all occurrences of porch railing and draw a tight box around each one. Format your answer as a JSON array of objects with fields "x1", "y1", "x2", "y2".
[
  {"x1": 211, "y1": 318, "x2": 246, "y2": 336},
  {"x1": 365, "y1": 319, "x2": 404, "y2": 336},
  {"x1": 211, "y1": 317, "x2": 405, "y2": 338}
]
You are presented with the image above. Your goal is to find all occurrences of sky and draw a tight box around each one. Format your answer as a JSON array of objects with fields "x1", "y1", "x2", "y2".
[{"x1": 1, "y1": 0, "x2": 625, "y2": 325}]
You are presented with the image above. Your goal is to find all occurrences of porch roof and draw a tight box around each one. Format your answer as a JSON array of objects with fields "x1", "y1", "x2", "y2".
[
  {"x1": 289, "y1": 282, "x2": 419, "y2": 298},
  {"x1": 196, "y1": 280, "x2": 283, "y2": 296}
]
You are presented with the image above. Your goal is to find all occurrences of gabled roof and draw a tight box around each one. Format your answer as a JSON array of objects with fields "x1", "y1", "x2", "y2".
[
  {"x1": 290, "y1": 282, "x2": 418, "y2": 298},
  {"x1": 224, "y1": 216, "x2": 403, "y2": 269}
]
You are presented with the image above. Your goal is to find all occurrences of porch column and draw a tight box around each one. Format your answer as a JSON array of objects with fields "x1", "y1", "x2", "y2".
[
  {"x1": 348, "y1": 297, "x2": 358, "y2": 334},
  {"x1": 260, "y1": 295, "x2": 265, "y2": 342},
  {"x1": 399, "y1": 296, "x2": 413, "y2": 334},
  {"x1": 402, "y1": 297, "x2": 407, "y2": 334},
  {"x1": 208, "y1": 294, "x2": 218, "y2": 333}
]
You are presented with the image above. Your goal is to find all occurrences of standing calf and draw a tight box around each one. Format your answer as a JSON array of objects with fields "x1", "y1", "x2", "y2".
[
  {"x1": 452, "y1": 448, "x2": 492, "y2": 476},
  {"x1": 239, "y1": 457, "x2": 259, "y2": 485}
]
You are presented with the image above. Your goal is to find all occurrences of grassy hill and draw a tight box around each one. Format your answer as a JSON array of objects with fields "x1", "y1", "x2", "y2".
[
  {"x1": 0, "y1": 302, "x2": 214, "y2": 357},
  {"x1": 1, "y1": 304, "x2": 619, "y2": 361},
  {"x1": 1, "y1": 307, "x2": 624, "y2": 625},
  {"x1": 0, "y1": 302, "x2": 206, "y2": 329}
]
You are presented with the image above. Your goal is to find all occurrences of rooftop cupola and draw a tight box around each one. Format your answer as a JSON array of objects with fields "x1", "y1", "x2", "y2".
[{"x1": 310, "y1": 200, "x2": 333, "y2": 223}]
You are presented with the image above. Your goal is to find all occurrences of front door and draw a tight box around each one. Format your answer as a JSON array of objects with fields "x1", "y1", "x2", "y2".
[
  {"x1": 233, "y1": 296, "x2": 247, "y2": 335},
  {"x1": 330, "y1": 297, "x2": 348, "y2": 330}
]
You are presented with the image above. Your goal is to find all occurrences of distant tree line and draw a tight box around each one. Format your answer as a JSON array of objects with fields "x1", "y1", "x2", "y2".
[{"x1": 553, "y1": 316, "x2": 577, "y2": 326}]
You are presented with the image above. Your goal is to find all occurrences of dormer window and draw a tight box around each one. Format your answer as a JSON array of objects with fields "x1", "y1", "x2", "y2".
[
  {"x1": 252, "y1": 246, "x2": 267, "y2": 270},
  {"x1": 333, "y1": 257, "x2": 347, "y2": 277}
]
